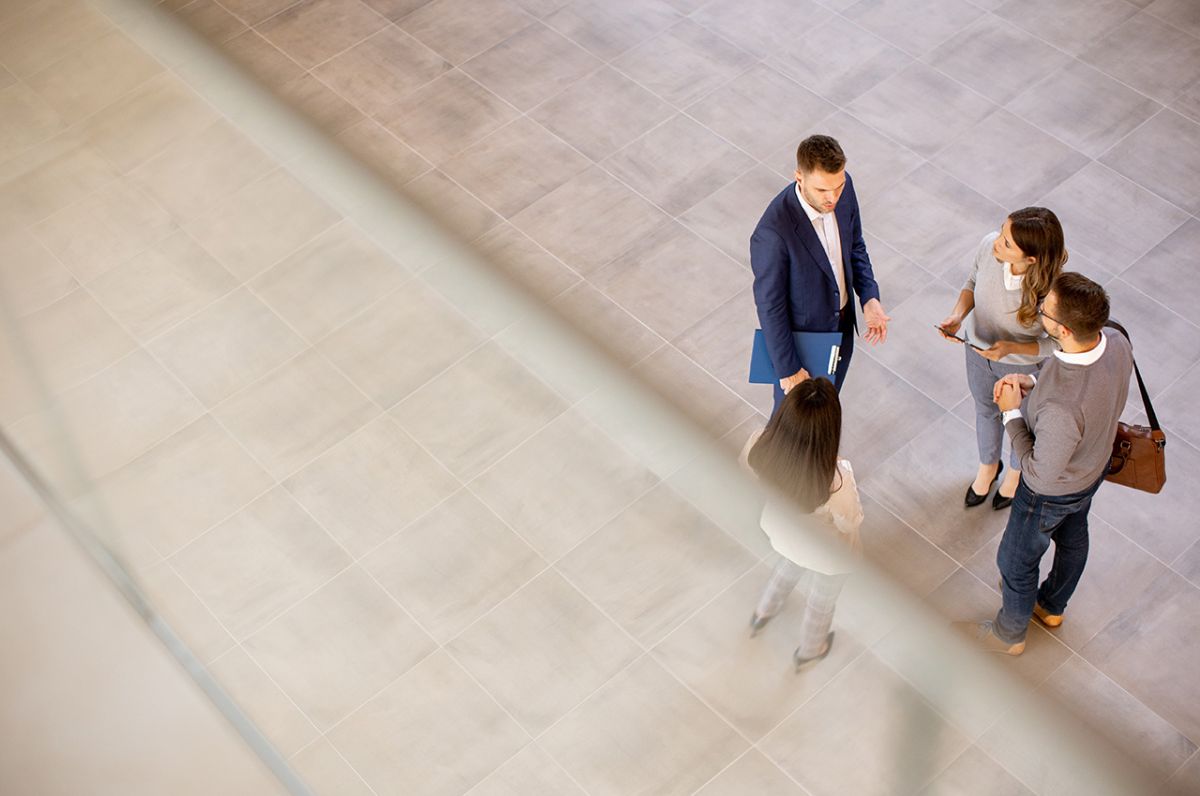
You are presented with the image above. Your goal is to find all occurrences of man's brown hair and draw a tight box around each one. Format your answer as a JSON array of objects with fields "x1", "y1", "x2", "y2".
[
  {"x1": 795, "y1": 135, "x2": 846, "y2": 174},
  {"x1": 1050, "y1": 272, "x2": 1109, "y2": 340}
]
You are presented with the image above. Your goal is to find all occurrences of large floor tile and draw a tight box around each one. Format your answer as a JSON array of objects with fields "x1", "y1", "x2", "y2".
[
  {"x1": 936, "y1": 108, "x2": 1089, "y2": 208},
  {"x1": 328, "y1": 650, "x2": 528, "y2": 796},
  {"x1": 691, "y1": 0, "x2": 831, "y2": 57},
  {"x1": 469, "y1": 222, "x2": 580, "y2": 301},
  {"x1": 687, "y1": 63, "x2": 836, "y2": 162},
  {"x1": 33, "y1": 176, "x2": 175, "y2": 283},
  {"x1": 333, "y1": 117, "x2": 432, "y2": 187},
  {"x1": 148, "y1": 288, "x2": 306, "y2": 408},
  {"x1": 250, "y1": 220, "x2": 406, "y2": 342},
  {"x1": 470, "y1": 743, "x2": 586, "y2": 796},
  {"x1": 679, "y1": 165, "x2": 785, "y2": 269},
  {"x1": 919, "y1": 745, "x2": 1033, "y2": 796},
  {"x1": 131, "y1": 118, "x2": 275, "y2": 224},
  {"x1": 859, "y1": 494, "x2": 959, "y2": 597},
  {"x1": 0, "y1": 0, "x2": 112, "y2": 78},
  {"x1": 400, "y1": 0, "x2": 532, "y2": 64},
  {"x1": 670, "y1": 290, "x2": 766, "y2": 412},
  {"x1": 1120, "y1": 218, "x2": 1200, "y2": 331},
  {"x1": 530, "y1": 66, "x2": 673, "y2": 162},
  {"x1": 206, "y1": 646, "x2": 319, "y2": 757},
  {"x1": 470, "y1": 410, "x2": 659, "y2": 559},
  {"x1": 443, "y1": 117, "x2": 589, "y2": 217},
  {"x1": 6, "y1": 288, "x2": 135, "y2": 400},
  {"x1": 924, "y1": 15, "x2": 1071, "y2": 106},
  {"x1": 79, "y1": 73, "x2": 219, "y2": 173},
  {"x1": 836, "y1": 352, "x2": 947, "y2": 483},
  {"x1": 404, "y1": 168, "x2": 504, "y2": 241},
  {"x1": 213, "y1": 349, "x2": 379, "y2": 480},
  {"x1": 1146, "y1": 0, "x2": 1200, "y2": 39},
  {"x1": 392, "y1": 341, "x2": 567, "y2": 480},
  {"x1": 135, "y1": 562, "x2": 235, "y2": 663},
  {"x1": 1164, "y1": 751, "x2": 1200, "y2": 795},
  {"x1": 592, "y1": 222, "x2": 748, "y2": 340},
  {"x1": 363, "y1": 489, "x2": 544, "y2": 641},
  {"x1": 761, "y1": 651, "x2": 971, "y2": 796},
  {"x1": 258, "y1": 0, "x2": 387, "y2": 69},
  {"x1": 1092, "y1": 431, "x2": 1200, "y2": 564},
  {"x1": 1102, "y1": 109, "x2": 1200, "y2": 216},
  {"x1": 603, "y1": 113, "x2": 753, "y2": 216},
  {"x1": 859, "y1": 233, "x2": 937, "y2": 311},
  {"x1": 1103, "y1": 279, "x2": 1200, "y2": 402},
  {"x1": 288, "y1": 739, "x2": 374, "y2": 796},
  {"x1": 848, "y1": 63, "x2": 995, "y2": 158},
  {"x1": 770, "y1": 14, "x2": 910, "y2": 106},
  {"x1": 81, "y1": 415, "x2": 273, "y2": 559},
  {"x1": 448, "y1": 569, "x2": 640, "y2": 734},
  {"x1": 694, "y1": 750, "x2": 805, "y2": 795},
  {"x1": 245, "y1": 565, "x2": 435, "y2": 729},
  {"x1": 863, "y1": 280, "x2": 972, "y2": 410},
  {"x1": 994, "y1": 0, "x2": 1139, "y2": 55},
  {"x1": 558, "y1": 484, "x2": 756, "y2": 645},
  {"x1": 220, "y1": 0, "x2": 304, "y2": 27},
  {"x1": 964, "y1": 515, "x2": 1168, "y2": 651},
  {"x1": 462, "y1": 21, "x2": 599, "y2": 112},
  {"x1": 171, "y1": 487, "x2": 352, "y2": 638},
  {"x1": 862, "y1": 412, "x2": 1010, "y2": 564},
  {"x1": 542, "y1": 0, "x2": 681, "y2": 60},
  {"x1": 317, "y1": 280, "x2": 484, "y2": 406},
  {"x1": 89, "y1": 231, "x2": 237, "y2": 341},
  {"x1": 0, "y1": 224, "x2": 75, "y2": 317},
  {"x1": 7, "y1": 349, "x2": 204, "y2": 491},
  {"x1": 652, "y1": 565, "x2": 867, "y2": 740},
  {"x1": 185, "y1": 168, "x2": 340, "y2": 281},
  {"x1": 844, "y1": 0, "x2": 984, "y2": 57},
  {"x1": 283, "y1": 414, "x2": 457, "y2": 556},
  {"x1": 378, "y1": 69, "x2": 519, "y2": 164},
  {"x1": 541, "y1": 655, "x2": 747, "y2": 796},
  {"x1": 1082, "y1": 14, "x2": 1200, "y2": 105},
  {"x1": 0, "y1": 131, "x2": 120, "y2": 226},
  {"x1": 866, "y1": 163, "x2": 1003, "y2": 278},
  {"x1": 1040, "y1": 162, "x2": 1189, "y2": 272},
  {"x1": 0, "y1": 83, "x2": 65, "y2": 163},
  {"x1": 1045, "y1": 654, "x2": 1196, "y2": 781},
  {"x1": 612, "y1": 19, "x2": 754, "y2": 108},
  {"x1": 1008, "y1": 60, "x2": 1161, "y2": 160},
  {"x1": 511, "y1": 166, "x2": 670, "y2": 275},
  {"x1": 629, "y1": 344, "x2": 756, "y2": 442},
  {"x1": 176, "y1": 0, "x2": 249, "y2": 43},
  {"x1": 276, "y1": 72, "x2": 364, "y2": 135},
  {"x1": 312, "y1": 25, "x2": 450, "y2": 118},
  {"x1": 1157, "y1": 360, "x2": 1200, "y2": 452}
]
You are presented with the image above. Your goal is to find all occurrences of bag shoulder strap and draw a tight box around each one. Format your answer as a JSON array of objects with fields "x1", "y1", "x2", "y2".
[{"x1": 1104, "y1": 320, "x2": 1160, "y2": 431}]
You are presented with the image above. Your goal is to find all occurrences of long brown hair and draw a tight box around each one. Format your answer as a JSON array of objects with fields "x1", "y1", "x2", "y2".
[
  {"x1": 1008, "y1": 206, "x2": 1068, "y2": 327},
  {"x1": 748, "y1": 378, "x2": 842, "y2": 512}
]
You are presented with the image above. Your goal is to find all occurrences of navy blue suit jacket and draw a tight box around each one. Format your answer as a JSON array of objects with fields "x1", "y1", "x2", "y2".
[{"x1": 750, "y1": 174, "x2": 880, "y2": 379}]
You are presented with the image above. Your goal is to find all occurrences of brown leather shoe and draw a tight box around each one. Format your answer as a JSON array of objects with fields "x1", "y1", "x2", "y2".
[
  {"x1": 1033, "y1": 603, "x2": 1063, "y2": 628},
  {"x1": 953, "y1": 620, "x2": 1025, "y2": 656}
]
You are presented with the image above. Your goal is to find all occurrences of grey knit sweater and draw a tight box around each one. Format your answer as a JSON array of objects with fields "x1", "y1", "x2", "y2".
[
  {"x1": 963, "y1": 232, "x2": 1057, "y2": 366},
  {"x1": 1005, "y1": 330, "x2": 1133, "y2": 496}
]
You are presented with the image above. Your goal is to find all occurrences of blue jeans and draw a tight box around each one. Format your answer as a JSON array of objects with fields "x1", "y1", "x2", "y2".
[{"x1": 993, "y1": 473, "x2": 1105, "y2": 643}]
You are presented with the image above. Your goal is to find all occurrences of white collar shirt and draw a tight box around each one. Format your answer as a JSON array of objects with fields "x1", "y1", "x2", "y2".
[{"x1": 796, "y1": 183, "x2": 847, "y2": 309}]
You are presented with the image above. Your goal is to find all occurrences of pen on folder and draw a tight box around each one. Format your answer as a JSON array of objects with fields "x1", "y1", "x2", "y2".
[{"x1": 828, "y1": 345, "x2": 839, "y2": 376}]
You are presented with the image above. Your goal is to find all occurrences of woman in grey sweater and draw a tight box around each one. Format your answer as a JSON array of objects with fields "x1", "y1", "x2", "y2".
[{"x1": 938, "y1": 207, "x2": 1067, "y2": 509}]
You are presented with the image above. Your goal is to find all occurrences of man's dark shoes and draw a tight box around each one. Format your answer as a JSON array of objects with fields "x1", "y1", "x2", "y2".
[{"x1": 965, "y1": 461, "x2": 1002, "y2": 507}]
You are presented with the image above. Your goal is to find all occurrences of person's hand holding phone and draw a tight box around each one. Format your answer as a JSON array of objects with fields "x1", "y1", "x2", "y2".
[{"x1": 938, "y1": 314, "x2": 963, "y2": 337}]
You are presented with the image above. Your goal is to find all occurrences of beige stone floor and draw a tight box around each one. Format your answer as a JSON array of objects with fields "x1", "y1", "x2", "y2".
[{"x1": 2, "y1": 0, "x2": 1200, "y2": 793}]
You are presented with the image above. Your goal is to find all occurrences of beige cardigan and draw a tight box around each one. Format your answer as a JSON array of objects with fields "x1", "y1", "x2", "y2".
[{"x1": 741, "y1": 430, "x2": 864, "y2": 575}]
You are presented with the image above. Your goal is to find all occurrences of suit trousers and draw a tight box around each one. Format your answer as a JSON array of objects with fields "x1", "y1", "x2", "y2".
[
  {"x1": 771, "y1": 304, "x2": 855, "y2": 416},
  {"x1": 755, "y1": 557, "x2": 847, "y2": 658}
]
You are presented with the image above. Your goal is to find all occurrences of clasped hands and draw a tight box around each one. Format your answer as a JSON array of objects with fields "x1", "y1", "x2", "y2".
[{"x1": 993, "y1": 374, "x2": 1034, "y2": 412}]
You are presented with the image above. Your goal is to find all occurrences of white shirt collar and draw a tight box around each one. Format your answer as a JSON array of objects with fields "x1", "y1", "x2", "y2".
[
  {"x1": 796, "y1": 183, "x2": 828, "y2": 222},
  {"x1": 1001, "y1": 261, "x2": 1023, "y2": 291},
  {"x1": 1053, "y1": 329, "x2": 1107, "y2": 365}
]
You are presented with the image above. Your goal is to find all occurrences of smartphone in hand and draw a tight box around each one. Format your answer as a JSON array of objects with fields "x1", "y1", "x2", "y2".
[{"x1": 934, "y1": 324, "x2": 985, "y2": 352}]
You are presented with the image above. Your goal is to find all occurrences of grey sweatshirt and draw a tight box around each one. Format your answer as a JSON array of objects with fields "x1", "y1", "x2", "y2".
[
  {"x1": 964, "y1": 232, "x2": 1056, "y2": 366},
  {"x1": 1005, "y1": 330, "x2": 1133, "y2": 496}
]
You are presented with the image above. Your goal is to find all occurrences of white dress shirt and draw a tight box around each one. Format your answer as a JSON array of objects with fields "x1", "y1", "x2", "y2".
[
  {"x1": 1001, "y1": 333, "x2": 1107, "y2": 424},
  {"x1": 796, "y1": 184, "x2": 847, "y2": 309}
]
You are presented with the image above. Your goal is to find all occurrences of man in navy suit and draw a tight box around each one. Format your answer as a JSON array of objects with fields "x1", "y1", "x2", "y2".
[{"x1": 752, "y1": 135, "x2": 890, "y2": 414}]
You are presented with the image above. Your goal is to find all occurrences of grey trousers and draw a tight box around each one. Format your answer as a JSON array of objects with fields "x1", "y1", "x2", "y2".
[
  {"x1": 755, "y1": 557, "x2": 847, "y2": 658},
  {"x1": 964, "y1": 345, "x2": 1040, "y2": 468}
]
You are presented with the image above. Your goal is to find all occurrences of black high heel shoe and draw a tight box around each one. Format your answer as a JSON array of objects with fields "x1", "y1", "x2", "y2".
[{"x1": 965, "y1": 461, "x2": 1002, "y2": 507}]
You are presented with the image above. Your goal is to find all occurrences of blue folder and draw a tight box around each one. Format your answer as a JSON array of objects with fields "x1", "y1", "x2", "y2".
[{"x1": 749, "y1": 329, "x2": 843, "y2": 384}]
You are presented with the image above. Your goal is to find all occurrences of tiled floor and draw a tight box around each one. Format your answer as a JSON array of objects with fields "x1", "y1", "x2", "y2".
[{"x1": 3, "y1": 0, "x2": 1200, "y2": 793}]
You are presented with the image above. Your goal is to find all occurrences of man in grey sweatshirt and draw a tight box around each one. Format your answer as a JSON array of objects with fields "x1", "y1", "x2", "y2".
[{"x1": 959, "y1": 273, "x2": 1133, "y2": 655}]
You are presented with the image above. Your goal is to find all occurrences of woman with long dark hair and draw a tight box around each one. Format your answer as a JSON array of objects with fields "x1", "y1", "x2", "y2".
[
  {"x1": 939, "y1": 207, "x2": 1067, "y2": 510},
  {"x1": 743, "y1": 378, "x2": 862, "y2": 670}
]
